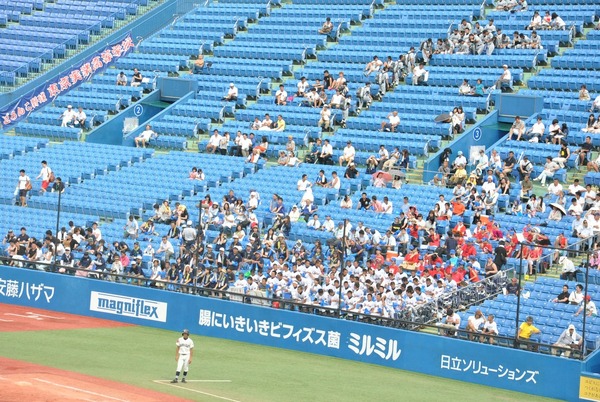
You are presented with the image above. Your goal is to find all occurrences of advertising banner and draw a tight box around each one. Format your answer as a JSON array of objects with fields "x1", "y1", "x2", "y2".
[{"x1": 0, "y1": 32, "x2": 134, "y2": 129}]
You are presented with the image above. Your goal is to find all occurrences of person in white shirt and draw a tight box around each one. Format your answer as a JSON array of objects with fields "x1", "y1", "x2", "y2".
[
  {"x1": 224, "y1": 83, "x2": 238, "y2": 101},
  {"x1": 481, "y1": 314, "x2": 499, "y2": 344},
  {"x1": 381, "y1": 196, "x2": 393, "y2": 214},
  {"x1": 307, "y1": 214, "x2": 321, "y2": 230},
  {"x1": 364, "y1": 55, "x2": 383, "y2": 76},
  {"x1": 466, "y1": 310, "x2": 485, "y2": 340},
  {"x1": 318, "y1": 105, "x2": 331, "y2": 130},
  {"x1": 327, "y1": 171, "x2": 341, "y2": 190},
  {"x1": 547, "y1": 178, "x2": 563, "y2": 196},
  {"x1": 568, "y1": 179, "x2": 586, "y2": 195},
  {"x1": 288, "y1": 205, "x2": 300, "y2": 222},
  {"x1": 116, "y1": 71, "x2": 127, "y2": 86},
  {"x1": 36, "y1": 160, "x2": 52, "y2": 193},
  {"x1": 134, "y1": 124, "x2": 156, "y2": 148},
  {"x1": 412, "y1": 63, "x2": 429, "y2": 86},
  {"x1": 275, "y1": 84, "x2": 288, "y2": 105},
  {"x1": 591, "y1": 95, "x2": 600, "y2": 113},
  {"x1": 508, "y1": 116, "x2": 525, "y2": 141},
  {"x1": 60, "y1": 105, "x2": 76, "y2": 127},
  {"x1": 297, "y1": 174, "x2": 311, "y2": 191},
  {"x1": 338, "y1": 141, "x2": 356, "y2": 166},
  {"x1": 17, "y1": 169, "x2": 31, "y2": 207},
  {"x1": 171, "y1": 329, "x2": 194, "y2": 383},
  {"x1": 321, "y1": 216, "x2": 335, "y2": 232},
  {"x1": 157, "y1": 236, "x2": 174, "y2": 261},
  {"x1": 74, "y1": 107, "x2": 87, "y2": 129},
  {"x1": 454, "y1": 150, "x2": 467, "y2": 168},
  {"x1": 493, "y1": 64, "x2": 512, "y2": 90},
  {"x1": 206, "y1": 130, "x2": 222, "y2": 153},
  {"x1": 475, "y1": 149, "x2": 489, "y2": 172},
  {"x1": 482, "y1": 176, "x2": 496, "y2": 194},
  {"x1": 240, "y1": 133, "x2": 252, "y2": 157},
  {"x1": 318, "y1": 139, "x2": 333, "y2": 164},
  {"x1": 380, "y1": 110, "x2": 400, "y2": 132},
  {"x1": 329, "y1": 90, "x2": 344, "y2": 108},
  {"x1": 296, "y1": 77, "x2": 309, "y2": 97},
  {"x1": 526, "y1": 116, "x2": 545, "y2": 142}
]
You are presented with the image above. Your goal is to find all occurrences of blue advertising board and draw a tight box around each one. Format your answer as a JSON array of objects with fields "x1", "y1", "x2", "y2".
[{"x1": 0, "y1": 265, "x2": 581, "y2": 400}]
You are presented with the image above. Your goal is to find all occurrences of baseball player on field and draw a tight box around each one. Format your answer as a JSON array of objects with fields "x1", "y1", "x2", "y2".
[{"x1": 171, "y1": 329, "x2": 194, "y2": 383}]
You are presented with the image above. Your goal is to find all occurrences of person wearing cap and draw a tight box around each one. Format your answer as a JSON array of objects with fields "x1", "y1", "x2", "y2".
[
  {"x1": 356, "y1": 82, "x2": 372, "y2": 111},
  {"x1": 575, "y1": 295, "x2": 597, "y2": 317},
  {"x1": 492, "y1": 64, "x2": 511, "y2": 91},
  {"x1": 553, "y1": 324, "x2": 583, "y2": 357},
  {"x1": 318, "y1": 104, "x2": 331, "y2": 131},
  {"x1": 172, "y1": 329, "x2": 194, "y2": 383},
  {"x1": 134, "y1": 124, "x2": 156, "y2": 148},
  {"x1": 60, "y1": 104, "x2": 76, "y2": 127}
]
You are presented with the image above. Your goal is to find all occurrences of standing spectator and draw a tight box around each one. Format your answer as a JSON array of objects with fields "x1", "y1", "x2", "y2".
[
  {"x1": 116, "y1": 71, "x2": 127, "y2": 86},
  {"x1": 223, "y1": 83, "x2": 238, "y2": 101},
  {"x1": 17, "y1": 169, "x2": 31, "y2": 207},
  {"x1": 60, "y1": 105, "x2": 76, "y2": 127},
  {"x1": 36, "y1": 160, "x2": 52, "y2": 193},
  {"x1": 131, "y1": 68, "x2": 143, "y2": 87}
]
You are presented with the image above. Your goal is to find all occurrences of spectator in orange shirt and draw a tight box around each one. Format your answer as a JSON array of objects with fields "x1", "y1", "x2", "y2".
[
  {"x1": 452, "y1": 198, "x2": 466, "y2": 216},
  {"x1": 452, "y1": 221, "x2": 467, "y2": 238}
]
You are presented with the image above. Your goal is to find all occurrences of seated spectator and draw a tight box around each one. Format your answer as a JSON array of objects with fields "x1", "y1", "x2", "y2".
[
  {"x1": 582, "y1": 115, "x2": 599, "y2": 133},
  {"x1": 569, "y1": 284, "x2": 584, "y2": 305},
  {"x1": 296, "y1": 77, "x2": 309, "y2": 97},
  {"x1": 481, "y1": 314, "x2": 499, "y2": 344},
  {"x1": 274, "y1": 115, "x2": 286, "y2": 132},
  {"x1": 364, "y1": 56, "x2": 383, "y2": 76},
  {"x1": 131, "y1": 68, "x2": 143, "y2": 87},
  {"x1": 466, "y1": 310, "x2": 485, "y2": 340},
  {"x1": 575, "y1": 295, "x2": 597, "y2": 317},
  {"x1": 317, "y1": 139, "x2": 333, "y2": 165},
  {"x1": 526, "y1": 10, "x2": 542, "y2": 30},
  {"x1": 189, "y1": 167, "x2": 205, "y2": 181},
  {"x1": 356, "y1": 82, "x2": 372, "y2": 111},
  {"x1": 507, "y1": 116, "x2": 525, "y2": 141},
  {"x1": 504, "y1": 277, "x2": 520, "y2": 296},
  {"x1": 492, "y1": 64, "x2": 511, "y2": 91},
  {"x1": 331, "y1": 72, "x2": 346, "y2": 90},
  {"x1": 318, "y1": 105, "x2": 331, "y2": 131},
  {"x1": 259, "y1": 114, "x2": 273, "y2": 131},
  {"x1": 380, "y1": 111, "x2": 400, "y2": 132},
  {"x1": 60, "y1": 105, "x2": 76, "y2": 127},
  {"x1": 533, "y1": 156, "x2": 560, "y2": 186},
  {"x1": 458, "y1": 79, "x2": 474, "y2": 95},
  {"x1": 134, "y1": 125, "x2": 156, "y2": 148},
  {"x1": 552, "y1": 284, "x2": 570, "y2": 303},
  {"x1": 411, "y1": 63, "x2": 429, "y2": 86},
  {"x1": 116, "y1": 71, "x2": 127, "y2": 86},
  {"x1": 318, "y1": 17, "x2": 333, "y2": 35},
  {"x1": 223, "y1": 83, "x2": 238, "y2": 101},
  {"x1": 550, "y1": 12, "x2": 566, "y2": 30},
  {"x1": 275, "y1": 85, "x2": 287, "y2": 105},
  {"x1": 553, "y1": 324, "x2": 582, "y2": 357},
  {"x1": 192, "y1": 54, "x2": 205, "y2": 74},
  {"x1": 450, "y1": 107, "x2": 465, "y2": 135},
  {"x1": 517, "y1": 316, "x2": 541, "y2": 351},
  {"x1": 338, "y1": 141, "x2": 356, "y2": 167},
  {"x1": 74, "y1": 107, "x2": 87, "y2": 129},
  {"x1": 525, "y1": 116, "x2": 544, "y2": 142},
  {"x1": 591, "y1": 95, "x2": 600, "y2": 113}
]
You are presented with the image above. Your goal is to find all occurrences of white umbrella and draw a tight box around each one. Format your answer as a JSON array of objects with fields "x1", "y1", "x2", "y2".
[{"x1": 549, "y1": 203, "x2": 566, "y2": 216}]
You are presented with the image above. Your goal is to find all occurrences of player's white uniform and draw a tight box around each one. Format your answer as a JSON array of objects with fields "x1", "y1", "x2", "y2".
[{"x1": 176, "y1": 336, "x2": 194, "y2": 373}]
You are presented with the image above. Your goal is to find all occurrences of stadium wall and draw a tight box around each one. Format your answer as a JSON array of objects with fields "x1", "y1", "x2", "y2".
[
  {"x1": 0, "y1": 0, "x2": 180, "y2": 109},
  {"x1": 0, "y1": 265, "x2": 585, "y2": 400},
  {"x1": 423, "y1": 111, "x2": 504, "y2": 182}
]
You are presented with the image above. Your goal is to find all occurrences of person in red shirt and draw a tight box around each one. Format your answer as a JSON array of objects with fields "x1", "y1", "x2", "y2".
[
  {"x1": 480, "y1": 241, "x2": 493, "y2": 254},
  {"x1": 452, "y1": 265, "x2": 467, "y2": 283},
  {"x1": 403, "y1": 248, "x2": 420, "y2": 265},
  {"x1": 452, "y1": 198, "x2": 466, "y2": 216},
  {"x1": 460, "y1": 240, "x2": 477, "y2": 259},
  {"x1": 426, "y1": 228, "x2": 441, "y2": 247},
  {"x1": 468, "y1": 266, "x2": 480, "y2": 282},
  {"x1": 452, "y1": 221, "x2": 467, "y2": 238},
  {"x1": 527, "y1": 246, "x2": 543, "y2": 275},
  {"x1": 553, "y1": 233, "x2": 567, "y2": 263}
]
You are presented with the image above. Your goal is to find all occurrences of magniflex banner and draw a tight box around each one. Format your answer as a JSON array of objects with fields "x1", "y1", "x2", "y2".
[
  {"x1": 0, "y1": 265, "x2": 582, "y2": 401},
  {"x1": 0, "y1": 32, "x2": 134, "y2": 129}
]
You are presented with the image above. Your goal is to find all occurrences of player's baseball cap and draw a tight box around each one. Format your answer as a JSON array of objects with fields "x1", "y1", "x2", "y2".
[{"x1": 182, "y1": 329, "x2": 190, "y2": 335}]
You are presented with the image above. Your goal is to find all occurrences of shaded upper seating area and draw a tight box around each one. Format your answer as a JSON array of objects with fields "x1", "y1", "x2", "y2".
[{"x1": 0, "y1": 0, "x2": 158, "y2": 88}]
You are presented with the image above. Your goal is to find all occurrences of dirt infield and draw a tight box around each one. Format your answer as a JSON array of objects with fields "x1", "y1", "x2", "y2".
[
  {"x1": 0, "y1": 303, "x2": 133, "y2": 332},
  {"x1": 0, "y1": 357, "x2": 191, "y2": 402}
]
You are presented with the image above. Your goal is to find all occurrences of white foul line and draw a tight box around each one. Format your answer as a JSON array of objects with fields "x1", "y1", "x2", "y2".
[
  {"x1": 154, "y1": 379, "x2": 232, "y2": 383},
  {"x1": 26, "y1": 312, "x2": 65, "y2": 320},
  {"x1": 33, "y1": 378, "x2": 130, "y2": 402},
  {"x1": 152, "y1": 380, "x2": 240, "y2": 402},
  {"x1": 0, "y1": 318, "x2": 13, "y2": 322}
]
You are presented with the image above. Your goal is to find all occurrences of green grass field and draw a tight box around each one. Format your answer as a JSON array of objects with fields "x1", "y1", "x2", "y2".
[{"x1": 0, "y1": 326, "x2": 562, "y2": 402}]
